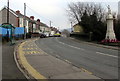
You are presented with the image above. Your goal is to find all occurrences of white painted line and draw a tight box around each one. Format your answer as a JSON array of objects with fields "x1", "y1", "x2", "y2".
[
  {"x1": 56, "y1": 38, "x2": 85, "y2": 51},
  {"x1": 56, "y1": 38, "x2": 118, "y2": 58},
  {"x1": 65, "y1": 59, "x2": 72, "y2": 64},
  {"x1": 70, "y1": 37, "x2": 75, "y2": 39},
  {"x1": 96, "y1": 52, "x2": 118, "y2": 58},
  {"x1": 55, "y1": 55, "x2": 60, "y2": 58}
]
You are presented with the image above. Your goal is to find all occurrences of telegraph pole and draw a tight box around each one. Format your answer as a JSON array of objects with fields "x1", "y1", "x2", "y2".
[
  {"x1": 7, "y1": 0, "x2": 9, "y2": 23},
  {"x1": 6, "y1": 0, "x2": 9, "y2": 42},
  {"x1": 50, "y1": 21, "x2": 52, "y2": 27},
  {"x1": 24, "y1": 3, "x2": 26, "y2": 39},
  {"x1": 71, "y1": 22, "x2": 72, "y2": 33}
]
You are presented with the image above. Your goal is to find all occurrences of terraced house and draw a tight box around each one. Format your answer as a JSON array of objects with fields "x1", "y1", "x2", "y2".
[
  {"x1": 0, "y1": 6, "x2": 51, "y2": 34},
  {"x1": 0, "y1": 6, "x2": 19, "y2": 27},
  {"x1": 0, "y1": 6, "x2": 30, "y2": 33}
]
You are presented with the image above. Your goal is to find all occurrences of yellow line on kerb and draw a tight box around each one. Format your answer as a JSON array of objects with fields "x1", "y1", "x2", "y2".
[
  {"x1": 81, "y1": 68, "x2": 93, "y2": 75},
  {"x1": 18, "y1": 41, "x2": 46, "y2": 79}
]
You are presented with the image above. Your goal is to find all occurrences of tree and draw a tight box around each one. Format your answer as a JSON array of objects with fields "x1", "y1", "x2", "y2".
[
  {"x1": 81, "y1": 10, "x2": 91, "y2": 33},
  {"x1": 67, "y1": 2, "x2": 106, "y2": 24},
  {"x1": 114, "y1": 18, "x2": 120, "y2": 40},
  {"x1": 67, "y1": 2, "x2": 107, "y2": 41}
]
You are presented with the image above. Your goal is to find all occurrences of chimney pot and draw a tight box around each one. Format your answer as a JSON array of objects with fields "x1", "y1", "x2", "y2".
[
  {"x1": 30, "y1": 16, "x2": 34, "y2": 20},
  {"x1": 37, "y1": 19, "x2": 40, "y2": 22},
  {"x1": 16, "y1": 10, "x2": 20, "y2": 14}
]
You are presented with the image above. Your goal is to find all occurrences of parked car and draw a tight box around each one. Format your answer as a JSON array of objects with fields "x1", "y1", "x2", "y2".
[
  {"x1": 39, "y1": 33, "x2": 46, "y2": 38},
  {"x1": 49, "y1": 31, "x2": 55, "y2": 37},
  {"x1": 53, "y1": 33, "x2": 61, "y2": 37},
  {"x1": 31, "y1": 32, "x2": 40, "y2": 37},
  {"x1": 44, "y1": 32, "x2": 50, "y2": 37}
]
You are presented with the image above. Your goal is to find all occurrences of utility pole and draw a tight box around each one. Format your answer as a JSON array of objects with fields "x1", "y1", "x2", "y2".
[
  {"x1": 50, "y1": 21, "x2": 52, "y2": 27},
  {"x1": 24, "y1": 3, "x2": 26, "y2": 39},
  {"x1": 71, "y1": 22, "x2": 72, "y2": 33},
  {"x1": 7, "y1": 0, "x2": 9, "y2": 24},
  {"x1": 6, "y1": 0, "x2": 9, "y2": 42}
]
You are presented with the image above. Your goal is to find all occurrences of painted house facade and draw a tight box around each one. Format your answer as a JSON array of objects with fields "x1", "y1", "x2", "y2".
[
  {"x1": 15, "y1": 10, "x2": 30, "y2": 33},
  {"x1": 73, "y1": 23, "x2": 84, "y2": 34},
  {"x1": 40, "y1": 22, "x2": 49, "y2": 33}
]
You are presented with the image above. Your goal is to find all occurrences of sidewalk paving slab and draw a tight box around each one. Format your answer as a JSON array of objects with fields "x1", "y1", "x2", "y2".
[{"x1": 2, "y1": 42, "x2": 26, "y2": 79}]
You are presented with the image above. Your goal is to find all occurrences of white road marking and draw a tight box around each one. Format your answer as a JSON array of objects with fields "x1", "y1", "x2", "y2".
[
  {"x1": 56, "y1": 38, "x2": 85, "y2": 51},
  {"x1": 56, "y1": 38, "x2": 118, "y2": 58},
  {"x1": 70, "y1": 37, "x2": 75, "y2": 39},
  {"x1": 96, "y1": 52, "x2": 118, "y2": 58}
]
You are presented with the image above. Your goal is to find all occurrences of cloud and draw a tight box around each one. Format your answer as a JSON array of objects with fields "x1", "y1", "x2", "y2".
[
  {"x1": 0, "y1": 0, "x2": 119, "y2": 29},
  {"x1": 22, "y1": 0, "x2": 63, "y2": 15}
]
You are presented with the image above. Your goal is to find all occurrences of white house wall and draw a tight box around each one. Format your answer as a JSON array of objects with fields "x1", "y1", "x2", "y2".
[
  {"x1": 19, "y1": 18, "x2": 24, "y2": 27},
  {"x1": 26, "y1": 20, "x2": 29, "y2": 33}
]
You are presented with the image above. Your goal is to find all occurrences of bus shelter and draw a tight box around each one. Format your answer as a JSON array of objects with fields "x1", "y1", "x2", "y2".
[{"x1": 0, "y1": 23, "x2": 15, "y2": 45}]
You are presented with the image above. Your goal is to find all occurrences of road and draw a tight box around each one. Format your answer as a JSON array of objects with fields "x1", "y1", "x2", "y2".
[{"x1": 35, "y1": 37, "x2": 118, "y2": 79}]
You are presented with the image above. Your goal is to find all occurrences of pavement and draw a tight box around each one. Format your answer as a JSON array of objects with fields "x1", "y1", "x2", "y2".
[
  {"x1": 0, "y1": 43, "x2": 2, "y2": 81},
  {"x1": 2, "y1": 42, "x2": 26, "y2": 80},
  {"x1": 15, "y1": 38, "x2": 104, "y2": 80}
]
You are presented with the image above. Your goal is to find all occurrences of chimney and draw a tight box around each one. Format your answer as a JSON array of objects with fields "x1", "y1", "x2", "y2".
[
  {"x1": 37, "y1": 19, "x2": 40, "y2": 22},
  {"x1": 36, "y1": 19, "x2": 40, "y2": 25},
  {"x1": 16, "y1": 10, "x2": 20, "y2": 14},
  {"x1": 30, "y1": 16, "x2": 34, "y2": 20}
]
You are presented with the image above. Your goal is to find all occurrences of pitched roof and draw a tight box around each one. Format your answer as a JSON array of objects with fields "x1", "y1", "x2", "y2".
[
  {"x1": 1, "y1": 6, "x2": 18, "y2": 17},
  {"x1": 40, "y1": 22, "x2": 49, "y2": 27},
  {"x1": 1, "y1": 6, "x2": 31, "y2": 20},
  {"x1": 0, "y1": 6, "x2": 48, "y2": 27}
]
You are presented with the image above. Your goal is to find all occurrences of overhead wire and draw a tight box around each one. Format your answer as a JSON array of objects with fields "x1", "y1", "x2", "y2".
[{"x1": 25, "y1": 4, "x2": 53, "y2": 23}]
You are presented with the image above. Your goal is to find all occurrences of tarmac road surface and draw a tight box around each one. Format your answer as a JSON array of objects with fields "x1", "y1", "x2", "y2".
[{"x1": 35, "y1": 37, "x2": 118, "y2": 79}]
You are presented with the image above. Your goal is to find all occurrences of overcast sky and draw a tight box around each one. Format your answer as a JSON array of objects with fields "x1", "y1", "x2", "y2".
[{"x1": 0, "y1": 0, "x2": 119, "y2": 30}]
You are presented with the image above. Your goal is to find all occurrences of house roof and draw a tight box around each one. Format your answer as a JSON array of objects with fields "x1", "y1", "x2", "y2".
[
  {"x1": 0, "y1": 6, "x2": 48, "y2": 27},
  {"x1": 1, "y1": 6, "x2": 18, "y2": 17},
  {"x1": 0, "y1": 6, "x2": 30, "y2": 20},
  {"x1": 40, "y1": 22, "x2": 49, "y2": 27},
  {"x1": 73, "y1": 23, "x2": 83, "y2": 28}
]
